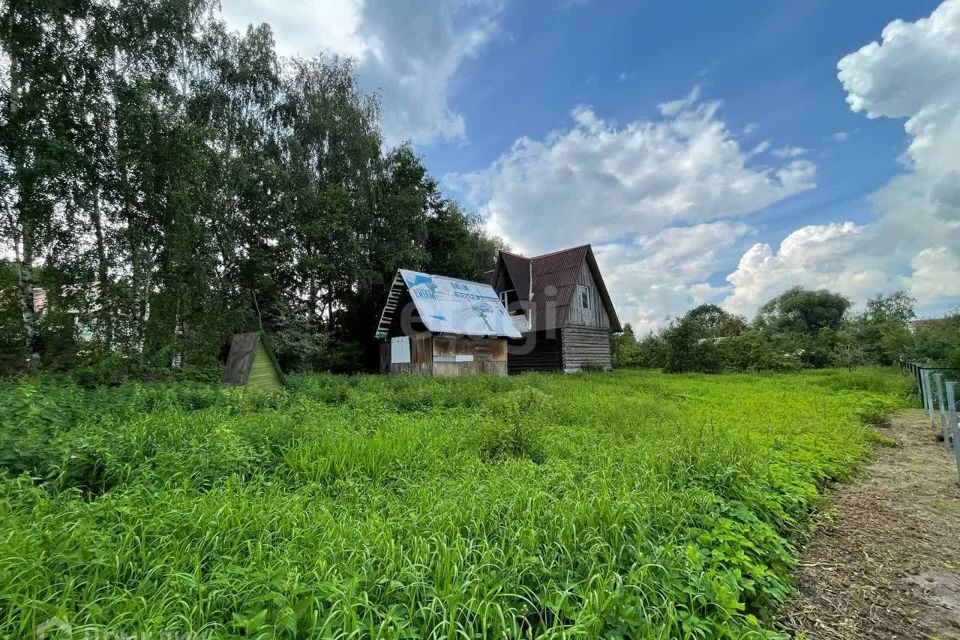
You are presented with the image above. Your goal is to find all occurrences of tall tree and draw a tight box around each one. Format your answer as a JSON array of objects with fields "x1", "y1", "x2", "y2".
[
  {"x1": 0, "y1": 0, "x2": 91, "y2": 362},
  {"x1": 755, "y1": 287, "x2": 851, "y2": 336}
]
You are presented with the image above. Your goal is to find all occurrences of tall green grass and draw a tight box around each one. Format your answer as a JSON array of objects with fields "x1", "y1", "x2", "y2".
[{"x1": 0, "y1": 368, "x2": 904, "y2": 638}]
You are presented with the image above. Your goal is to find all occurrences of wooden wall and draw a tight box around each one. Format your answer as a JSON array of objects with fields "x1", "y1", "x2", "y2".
[
  {"x1": 564, "y1": 260, "x2": 611, "y2": 329},
  {"x1": 561, "y1": 326, "x2": 612, "y2": 370},
  {"x1": 383, "y1": 332, "x2": 432, "y2": 374},
  {"x1": 507, "y1": 330, "x2": 563, "y2": 374},
  {"x1": 382, "y1": 334, "x2": 507, "y2": 376}
]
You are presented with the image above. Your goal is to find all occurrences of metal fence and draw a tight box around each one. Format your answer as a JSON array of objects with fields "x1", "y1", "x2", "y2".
[{"x1": 901, "y1": 360, "x2": 960, "y2": 482}]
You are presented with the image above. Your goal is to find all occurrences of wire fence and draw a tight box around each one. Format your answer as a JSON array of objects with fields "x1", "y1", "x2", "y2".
[{"x1": 901, "y1": 359, "x2": 960, "y2": 483}]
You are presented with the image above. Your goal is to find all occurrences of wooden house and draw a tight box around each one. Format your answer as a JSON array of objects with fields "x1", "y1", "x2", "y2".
[
  {"x1": 375, "y1": 269, "x2": 521, "y2": 376},
  {"x1": 488, "y1": 245, "x2": 621, "y2": 373},
  {"x1": 222, "y1": 331, "x2": 286, "y2": 391}
]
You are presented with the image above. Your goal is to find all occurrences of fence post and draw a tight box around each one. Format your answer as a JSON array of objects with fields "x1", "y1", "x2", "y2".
[
  {"x1": 922, "y1": 369, "x2": 935, "y2": 425},
  {"x1": 919, "y1": 365, "x2": 925, "y2": 409},
  {"x1": 947, "y1": 381, "x2": 960, "y2": 486},
  {"x1": 934, "y1": 373, "x2": 950, "y2": 445}
]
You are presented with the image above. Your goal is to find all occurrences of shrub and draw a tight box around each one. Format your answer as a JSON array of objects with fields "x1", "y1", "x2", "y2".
[{"x1": 479, "y1": 386, "x2": 548, "y2": 463}]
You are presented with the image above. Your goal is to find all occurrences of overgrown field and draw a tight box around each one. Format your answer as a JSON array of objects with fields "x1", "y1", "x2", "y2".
[{"x1": 0, "y1": 369, "x2": 907, "y2": 639}]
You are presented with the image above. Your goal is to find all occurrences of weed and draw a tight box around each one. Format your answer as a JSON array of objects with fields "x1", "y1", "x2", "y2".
[{"x1": 0, "y1": 368, "x2": 905, "y2": 638}]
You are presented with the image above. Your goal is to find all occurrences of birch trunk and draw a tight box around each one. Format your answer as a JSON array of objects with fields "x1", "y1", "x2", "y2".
[
  {"x1": 9, "y1": 38, "x2": 38, "y2": 360},
  {"x1": 91, "y1": 184, "x2": 113, "y2": 349}
]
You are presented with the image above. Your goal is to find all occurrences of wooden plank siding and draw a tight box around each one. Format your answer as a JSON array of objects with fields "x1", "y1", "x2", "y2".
[
  {"x1": 563, "y1": 260, "x2": 611, "y2": 329},
  {"x1": 385, "y1": 335, "x2": 508, "y2": 376},
  {"x1": 561, "y1": 326, "x2": 612, "y2": 370},
  {"x1": 433, "y1": 336, "x2": 507, "y2": 376},
  {"x1": 508, "y1": 331, "x2": 563, "y2": 374}
]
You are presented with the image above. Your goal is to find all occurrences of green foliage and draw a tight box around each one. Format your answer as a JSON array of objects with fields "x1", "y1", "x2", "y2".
[
  {"x1": 70, "y1": 354, "x2": 220, "y2": 388},
  {"x1": 621, "y1": 288, "x2": 938, "y2": 375},
  {"x1": 908, "y1": 313, "x2": 960, "y2": 369},
  {"x1": 610, "y1": 323, "x2": 641, "y2": 367},
  {"x1": 0, "y1": 3, "x2": 500, "y2": 377},
  {"x1": 479, "y1": 387, "x2": 548, "y2": 463},
  {"x1": 756, "y1": 287, "x2": 851, "y2": 336},
  {"x1": 0, "y1": 369, "x2": 905, "y2": 638},
  {"x1": 715, "y1": 331, "x2": 803, "y2": 372},
  {"x1": 661, "y1": 304, "x2": 748, "y2": 373}
]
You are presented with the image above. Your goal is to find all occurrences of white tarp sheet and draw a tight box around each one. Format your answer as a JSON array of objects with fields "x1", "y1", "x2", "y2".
[{"x1": 399, "y1": 269, "x2": 521, "y2": 338}]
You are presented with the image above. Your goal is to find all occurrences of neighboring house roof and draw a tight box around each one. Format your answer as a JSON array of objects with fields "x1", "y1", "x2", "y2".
[
  {"x1": 494, "y1": 244, "x2": 622, "y2": 333},
  {"x1": 911, "y1": 318, "x2": 955, "y2": 331},
  {"x1": 375, "y1": 269, "x2": 522, "y2": 339}
]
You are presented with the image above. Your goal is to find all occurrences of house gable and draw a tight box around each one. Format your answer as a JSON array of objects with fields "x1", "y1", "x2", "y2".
[
  {"x1": 563, "y1": 258, "x2": 611, "y2": 329},
  {"x1": 491, "y1": 245, "x2": 621, "y2": 334},
  {"x1": 222, "y1": 332, "x2": 285, "y2": 391},
  {"x1": 562, "y1": 247, "x2": 621, "y2": 332}
]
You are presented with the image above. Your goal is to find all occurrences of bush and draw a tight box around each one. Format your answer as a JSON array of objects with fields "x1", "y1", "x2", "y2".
[
  {"x1": 479, "y1": 387, "x2": 547, "y2": 463},
  {"x1": 71, "y1": 353, "x2": 220, "y2": 388}
]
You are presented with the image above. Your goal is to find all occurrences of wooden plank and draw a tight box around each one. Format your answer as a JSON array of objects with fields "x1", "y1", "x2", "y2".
[
  {"x1": 561, "y1": 326, "x2": 612, "y2": 370},
  {"x1": 413, "y1": 333, "x2": 432, "y2": 365},
  {"x1": 433, "y1": 361, "x2": 460, "y2": 377},
  {"x1": 564, "y1": 261, "x2": 611, "y2": 329},
  {"x1": 434, "y1": 336, "x2": 455, "y2": 357},
  {"x1": 222, "y1": 332, "x2": 260, "y2": 385},
  {"x1": 507, "y1": 331, "x2": 563, "y2": 373}
]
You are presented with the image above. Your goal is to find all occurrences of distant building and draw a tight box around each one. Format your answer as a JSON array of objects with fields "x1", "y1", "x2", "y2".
[
  {"x1": 489, "y1": 245, "x2": 621, "y2": 373},
  {"x1": 375, "y1": 269, "x2": 521, "y2": 376},
  {"x1": 911, "y1": 318, "x2": 953, "y2": 331}
]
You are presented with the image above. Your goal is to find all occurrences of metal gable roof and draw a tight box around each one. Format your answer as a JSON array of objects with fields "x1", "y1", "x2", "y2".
[
  {"x1": 500, "y1": 251, "x2": 532, "y2": 301},
  {"x1": 375, "y1": 269, "x2": 521, "y2": 339},
  {"x1": 492, "y1": 245, "x2": 622, "y2": 332}
]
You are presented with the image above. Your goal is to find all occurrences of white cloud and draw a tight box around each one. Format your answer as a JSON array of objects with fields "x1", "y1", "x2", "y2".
[
  {"x1": 596, "y1": 222, "x2": 753, "y2": 333},
  {"x1": 222, "y1": 0, "x2": 505, "y2": 145},
  {"x1": 451, "y1": 93, "x2": 816, "y2": 256},
  {"x1": 771, "y1": 146, "x2": 807, "y2": 158},
  {"x1": 657, "y1": 85, "x2": 702, "y2": 117},
  {"x1": 908, "y1": 247, "x2": 960, "y2": 304},
  {"x1": 723, "y1": 0, "x2": 960, "y2": 319},
  {"x1": 447, "y1": 89, "x2": 815, "y2": 330},
  {"x1": 750, "y1": 140, "x2": 772, "y2": 155},
  {"x1": 723, "y1": 222, "x2": 893, "y2": 316}
]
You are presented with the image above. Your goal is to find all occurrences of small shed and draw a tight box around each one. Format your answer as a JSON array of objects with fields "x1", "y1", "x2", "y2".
[
  {"x1": 375, "y1": 269, "x2": 522, "y2": 376},
  {"x1": 222, "y1": 331, "x2": 285, "y2": 391}
]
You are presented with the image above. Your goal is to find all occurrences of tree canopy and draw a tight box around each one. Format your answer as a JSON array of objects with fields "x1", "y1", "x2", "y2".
[
  {"x1": 756, "y1": 287, "x2": 851, "y2": 336},
  {"x1": 0, "y1": 0, "x2": 502, "y2": 376},
  {"x1": 613, "y1": 288, "x2": 957, "y2": 374}
]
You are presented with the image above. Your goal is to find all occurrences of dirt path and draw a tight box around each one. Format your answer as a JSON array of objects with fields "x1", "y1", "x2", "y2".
[{"x1": 781, "y1": 410, "x2": 960, "y2": 639}]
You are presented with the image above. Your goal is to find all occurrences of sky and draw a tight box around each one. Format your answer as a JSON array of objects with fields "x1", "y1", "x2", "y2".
[{"x1": 224, "y1": 0, "x2": 960, "y2": 332}]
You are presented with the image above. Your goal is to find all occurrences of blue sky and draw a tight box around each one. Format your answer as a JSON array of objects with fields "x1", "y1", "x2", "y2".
[{"x1": 225, "y1": 0, "x2": 960, "y2": 330}]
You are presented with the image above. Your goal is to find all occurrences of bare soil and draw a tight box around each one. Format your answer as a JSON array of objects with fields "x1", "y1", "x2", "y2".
[{"x1": 780, "y1": 409, "x2": 960, "y2": 639}]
